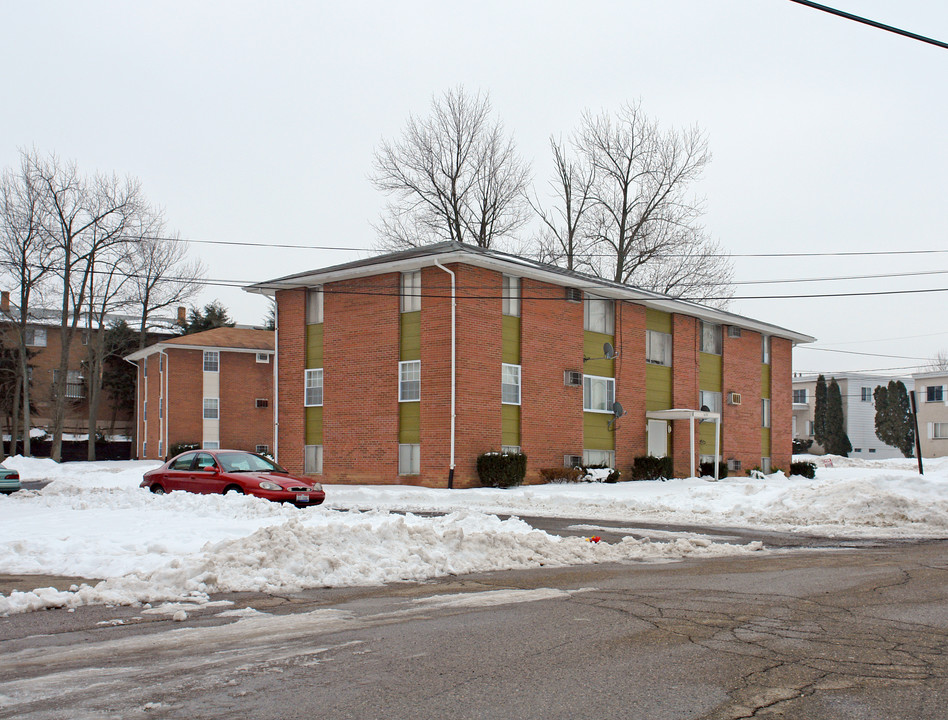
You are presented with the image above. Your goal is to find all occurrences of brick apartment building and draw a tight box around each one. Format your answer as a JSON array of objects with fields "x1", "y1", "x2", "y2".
[
  {"x1": 246, "y1": 242, "x2": 814, "y2": 487},
  {"x1": 125, "y1": 327, "x2": 275, "y2": 460}
]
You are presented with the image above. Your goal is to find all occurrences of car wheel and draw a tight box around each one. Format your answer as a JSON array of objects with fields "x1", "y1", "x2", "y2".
[
  {"x1": 224, "y1": 485, "x2": 244, "y2": 495},
  {"x1": 151, "y1": 485, "x2": 166, "y2": 495}
]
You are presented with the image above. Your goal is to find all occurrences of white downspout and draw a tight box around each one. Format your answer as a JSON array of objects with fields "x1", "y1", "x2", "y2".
[
  {"x1": 273, "y1": 301, "x2": 279, "y2": 463},
  {"x1": 434, "y1": 260, "x2": 456, "y2": 488},
  {"x1": 159, "y1": 349, "x2": 169, "y2": 460}
]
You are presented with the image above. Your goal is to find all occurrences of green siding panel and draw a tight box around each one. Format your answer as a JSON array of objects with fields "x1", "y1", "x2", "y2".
[
  {"x1": 306, "y1": 324, "x2": 323, "y2": 368},
  {"x1": 400, "y1": 311, "x2": 421, "y2": 361},
  {"x1": 502, "y1": 404, "x2": 521, "y2": 447},
  {"x1": 646, "y1": 364, "x2": 673, "y2": 412},
  {"x1": 761, "y1": 364, "x2": 771, "y2": 399},
  {"x1": 584, "y1": 412, "x2": 615, "y2": 451},
  {"x1": 305, "y1": 407, "x2": 323, "y2": 445},
  {"x1": 502, "y1": 315, "x2": 521, "y2": 365},
  {"x1": 699, "y1": 419, "x2": 720, "y2": 457},
  {"x1": 583, "y1": 330, "x2": 615, "y2": 379},
  {"x1": 646, "y1": 308, "x2": 672, "y2": 334},
  {"x1": 699, "y1": 352, "x2": 722, "y2": 392},
  {"x1": 399, "y1": 402, "x2": 420, "y2": 444},
  {"x1": 762, "y1": 428, "x2": 772, "y2": 457}
]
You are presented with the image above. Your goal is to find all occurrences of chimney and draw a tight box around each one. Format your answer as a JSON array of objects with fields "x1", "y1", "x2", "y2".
[
  {"x1": 1, "y1": 291, "x2": 9, "y2": 313},
  {"x1": 176, "y1": 306, "x2": 186, "y2": 326}
]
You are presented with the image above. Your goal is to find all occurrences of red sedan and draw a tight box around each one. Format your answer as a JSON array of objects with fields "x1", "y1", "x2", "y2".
[{"x1": 141, "y1": 449, "x2": 325, "y2": 507}]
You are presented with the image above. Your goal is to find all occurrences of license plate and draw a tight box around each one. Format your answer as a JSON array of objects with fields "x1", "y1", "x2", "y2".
[{"x1": 296, "y1": 494, "x2": 310, "y2": 502}]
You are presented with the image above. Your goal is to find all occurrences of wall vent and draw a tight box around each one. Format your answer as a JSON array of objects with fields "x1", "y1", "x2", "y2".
[
  {"x1": 255, "y1": 398, "x2": 269, "y2": 408},
  {"x1": 564, "y1": 370, "x2": 583, "y2": 387},
  {"x1": 727, "y1": 392, "x2": 742, "y2": 406}
]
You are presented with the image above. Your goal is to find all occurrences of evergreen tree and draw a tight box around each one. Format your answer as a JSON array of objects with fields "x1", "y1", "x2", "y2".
[
  {"x1": 180, "y1": 301, "x2": 236, "y2": 335},
  {"x1": 813, "y1": 374, "x2": 828, "y2": 449},
  {"x1": 874, "y1": 380, "x2": 914, "y2": 457},
  {"x1": 825, "y1": 378, "x2": 852, "y2": 456}
]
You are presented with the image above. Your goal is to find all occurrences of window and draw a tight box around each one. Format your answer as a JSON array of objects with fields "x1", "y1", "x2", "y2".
[
  {"x1": 501, "y1": 445, "x2": 521, "y2": 454},
  {"x1": 398, "y1": 443, "x2": 420, "y2": 475},
  {"x1": 255, "y1": 398, "x2": 269, "y2": 408},
  {"x1": 143, "y1": 361, "x2": 147, "y2": 378},
  {"x1": 159, "y1": 398, "x2": 163, "y2": 419},
  {"x1": 584, "y1": 295, "x2": 614, "y2": 334},
  {"x1": 143, "y1": 400, "x2": 147, "y2": 421},
  {"x1": 306, "y1": 287, "x2": 323, "y2": 324},
  {"x1": 159, "y1": 354, "x2": 164, "y2": 371},
  {"x1": 25, "y1": 327, "x2": 46, "y2": 347},
  {"x1": 304, "y1": 369, "x2": 323, "y2": 407},
  {"x1": 502, "y1": 364, "x2": 521, "y2": 405},
  {"x1": 793, "y1": 389, "x2": 807, "y2": 404},
  {"x1": 305, "y1": 444, "x2": 323, "y2": 473},
  {"x1": 203, "y1": 350, "x2": 219, "y2": 372},
  {"x1": 399, "y1": 360, "x2": 420, "y2": 402},
  {"x1": 158, "y1": 441, "x2": 163, "y2": 457},
  {"x1": 807, "y1": 420, "x2": 814, "y2": 436},
  {"x1": 762, "y1": 335, "x2": 771, "y2": 364},
  {"x1": 142, "y1": 442, "x2": 146, "y2": 456},
  {"x1": 646, "y1": 330, "x2": 672, "y2": 366},
  {"x1": 761, "y1": 457, "x2": 772, "y2": 474},
  {"x1": 401, "y1": 271, "x2": 421, "y2": 313},
  {"x1": 926, "y1": 386, "x2": 944, "y2": 402},
  {"x1": 203, "y1": 398, "x2": 219, "y2": 419},
  {"x1": 861, "y1": 387, "x2": 873, "y2": 402},
  {"x1": 53, "y1": 369, "x2": 85, "y2": 399},
  {"x1": 932, "y1": 423, "x2": 948, "y2": 439},
  {"x1": 583, "y1": 449, "x2": 615, "y2": 467},
  {"x1": 762, "y1": 398, "x2": 771, "y2": 428},
  {"x1": 583, "y1": 375, "x2": 615, "y2": 413},
  {"x1": 502, "y1": 275, "x2": 520, "y2": 317},
  {"x1": 256, "y1": 352, "x2": 270, "y2": 363},
  {"x1": 255, "y1": 444, "x2": 269, "y2": 455},
  {"x1": 202, "y1": 441, "x2": 219, "y2": 450},
  {"x1": 701, "y1": 322, "x2": 722, "y2": 354},
  {"x1": 170, "y1": 453, "x2": 196, "y2": 470},
  {"x1": 700, "y1": 390, "x2": 722, "y2": 415}
]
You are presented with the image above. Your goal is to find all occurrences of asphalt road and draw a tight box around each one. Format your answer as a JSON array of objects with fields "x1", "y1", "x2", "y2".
[{"x1": 2, "y1": 534, "x2": 948, "y2": 719}]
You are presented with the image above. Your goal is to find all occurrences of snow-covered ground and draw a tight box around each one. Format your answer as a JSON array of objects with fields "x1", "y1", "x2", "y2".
[{"x1": 0, "y1": 455, "x2": 945, "y2": 616}]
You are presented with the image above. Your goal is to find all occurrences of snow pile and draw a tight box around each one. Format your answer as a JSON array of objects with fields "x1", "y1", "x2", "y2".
[{"x1": 1, "y1": 454, "x2": 947, "y2": 615}]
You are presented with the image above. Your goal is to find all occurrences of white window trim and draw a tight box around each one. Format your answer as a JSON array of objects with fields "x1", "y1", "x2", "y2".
[
  {"x1": 583, "y1": 374, "x2": 616, "y2": 414},
  {"x1": 399, "y1": 360, "x2": 421, "y2": 402},
  {"x1": 502, "y1": 275, "x2": 520, "y2": 317},
  {"x1": 203, "y1": 350, "x2": 220, "y2": 373},
  {"x1": 582, "y1": 449, "x2": 616, "y2": 467},
  {"x1": 646, "y1": 330, "x2": 672, "y2": 366},
  {"x1": 583, "y1": 294, "x2": 615, "y2": 334},
  {"x1": 701, "y1": 322, "x2": 722, "y2": 355},
  {"x1": 700, "y1": 390, "x2": 723, "y2": 415},
  {"x1": 762, "y1": 335, "x2": 771, "y2": 364},
  {"x1": 203, "y1": 398, "x2": 219, "y2": 420},
  {"x1": 256, "y1": 352, "x2": 270, "y2": 363},
  {"x1": 304, "y1": 368, "x2": 323, "y2": 407},
  {"x1": 501, "y1": 363, "x2": 521, "y2": 405},
  {"x1": 762, "y1": 398, "x2": 771, "y2": 428},
  {"x1": 398, "y1": 443, "x2": 420, "y2": 475},
  {"x1": 304, "y1": 444, "x2": 323, "y2": 474},
  {"x1": 400, "y1": 271, "x2": 421, "y2": 313},
  {"x1": 306, "y1": 287, "x2": 324, "y2": 324}
]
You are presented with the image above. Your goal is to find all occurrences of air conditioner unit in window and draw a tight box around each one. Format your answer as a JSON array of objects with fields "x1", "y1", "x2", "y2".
[
  {"x1": 727, "y1": 458, "x2": 742, "y2": 472},
  {"x1": 564, "y1": 370, "x2": 582, "y2": 387},
  {"x1": 727, "y1": 326, "x2": 742, "y2": 338},
  {"x1": 727, "y1": 392, "x2": 742, "y2": 405},
  {"x1": 564, "y1": 454, "x2": 583, "y2": 468},
  {"x1": 565, "y1": 287, "x2": 583, "y2": 303},
  {"x1": 255, "y1": 398, "x2": 269, "y2": 408}
]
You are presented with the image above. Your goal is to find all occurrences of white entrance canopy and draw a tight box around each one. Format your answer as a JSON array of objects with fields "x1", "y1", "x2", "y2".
[{"x1": 645, "y1": 409, "x2": 721, "y2": 480}]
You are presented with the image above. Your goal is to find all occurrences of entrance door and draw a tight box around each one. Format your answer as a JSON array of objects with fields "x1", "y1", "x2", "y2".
[{"x1": 647, "y1": 419, "x2": 668, "y2": 457}]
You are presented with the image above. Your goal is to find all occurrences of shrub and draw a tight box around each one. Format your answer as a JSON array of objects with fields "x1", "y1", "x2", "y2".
[
  {"x1": 539, "y1": 467, "x2": 584, "y2": 483},
  {"x1": 581, "y1": 465, "x2": 621, "y2": 483},
  {"x1": 168, "y1": 442, "x2": 200, "y2": 459},
  {"x1": 792, "y1": 438, "x2": 813, "y2": 454},
  {"x1": 477, "y1": 451, "x2": 527, "y2": 488},
  {"x1": 631, "y1": 456, "x2": 673, "y2": 481},
  {"x1": 698, "y1": 461, "x2": 728, "y2": 479},
  {"x1": 789, "y1": 460, "x2": 817, "y2": 479}
]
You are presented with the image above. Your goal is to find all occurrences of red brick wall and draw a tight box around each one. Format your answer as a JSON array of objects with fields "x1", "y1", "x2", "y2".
[
  {"x1": 322, "y1": 273, "x2": 400, "y2": 483},
  {"x1": 722, "y1": 329, "x2": 764, "y2": 470},
  {"x1": 671, "y1": 314, "x2": 700, "y2": 477},
  {"x1": 615, "y1": 302, "x2": 647, "y2": 469},
  {"x1": 520, "y1": 278, "x2": 585, "y2": 480},
  {"x1": 165, "y1": 349, "x2": 203, "y2": 453},
  {"x1": 218, "y1": 351, "x2": 273, "y2": 453},
  {"x1": 771, "y1": 336, "x2": 793, "y2": 469},
  {"x1": 276, "y1": 289, "x2": 305, "y2": 472},
  {"x1": 419, "y1": 265, "x2": 452, "y2": 486}
]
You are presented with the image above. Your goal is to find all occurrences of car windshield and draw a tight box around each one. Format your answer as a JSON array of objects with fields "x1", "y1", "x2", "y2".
[{"x1": 216, "y1": 452, "x2": 287, "y2": 474}]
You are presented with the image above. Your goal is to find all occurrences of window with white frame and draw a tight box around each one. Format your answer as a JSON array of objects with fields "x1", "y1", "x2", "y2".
[
  {"x1": 584, "y1": 295, "x2": 614, "y2": 334},
  {"x1": 304, "y1": 368, "x2": 323, "y2": 407},
  {"x1": 306, "y1": 287, "x2": 323, "y2": 324},
  {"x1": 807, "y1": 420, "x2": 815, "y2": 436},
  {"x1": 256, "y1": 352, "x2": 269, "y2": 363},
  {"x1": 304, "y1": 444, "x2": 323, "y2": 473},
  {"x1": 932, "y1": 423, "x2": 948, "y2": 439},
  {"x1": 255, "y1": 444, "x2": 269, "y2": 455},
  {"x1": 25, "y1": 327, "x2": 46, "y2": 347},
  {"x1": 793, "y1": 388, "x2": 807, "y2": 404},
  {"x1": 762, "y1": 398, "x2": 771, "y2": 428},
  {"x1": 583, "y1": 375, "x2": 615, "y2": 413},
  {"x1": 399, "y1": 360, "x2": 420, "y2": 402},
  {"x1": 398, "y1": 443, "x2": 420, "y2": 475},
  {"x1": 583, "y1": 449, "x2": 615, "y2": 467},
  {"x1": 203, "y1": 398, "x2": 219, "y2": 419},
  {"x1": 762, "y1": 335, "x2": 771, "y2": 364},
  {"x1": 861, "y1": 387, "x2": 873, "y2": 402},
  {"x1": 203, "y1": 441, "x2": 219, "y2": 450},
  {"x1": 646, "y1": 330, "x2": 672, "y2": 366},
  {"x1": 501, "y1": 445, "x2": 521, "y2": 454},
  {"x1": 203, "y1": 350, "x2": 219, "y2": 372},
  {"x1": 400, "y1": 271, "x2": 421, "y2": 313},
  {"x1": 502, "y1": 363, "x2": 521, "y2": 405},
  {"x1": 926, "y1": 385, "x2": 945, "y2": 402},
  {"x1": 701, "y1": 322, "x2": 722, "y2": 354},
  {"x1": 502, "y1": 275, "x2": 520, "y2": 317},
  {"x1": 700, "y1": 390, "x2": 722, "y2": 415}
]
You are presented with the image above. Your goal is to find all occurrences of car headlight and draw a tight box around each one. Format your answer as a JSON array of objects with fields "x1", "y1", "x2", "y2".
[
  {"x1": 258, "y1": 481, "x2": 282, "y2": 491},
  {"x1": 310, "y1": 483, "x2": 323, "y2": 492}
]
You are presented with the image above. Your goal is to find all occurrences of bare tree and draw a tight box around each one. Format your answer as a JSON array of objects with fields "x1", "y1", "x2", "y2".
[
  {"x1": 924, "y1": 350, "x2": 948, "y2": 372},
  {"x1": 528, "y1": 136, "x2": 596, "y2": 272},
  {"x1": 372, "y1": 87, "x2": 531, "y2": 250},
  {"x1": 565, "y1": 102, "x2": 733, "y2": 304}
]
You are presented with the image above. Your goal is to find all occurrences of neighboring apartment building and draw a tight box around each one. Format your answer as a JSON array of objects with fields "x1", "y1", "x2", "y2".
[
  {"x1": 246, "y1": 242, "x2": 813, "y2": 487},
  {"x1": 791, "y1": 373, "x2": 914, "y2": 459},
  {"x1": 912, "y1": 370, "x2": 948, "y2": 458},
  {"x1": 125, "y1": 327, "x2": 275, "y2": 460}
]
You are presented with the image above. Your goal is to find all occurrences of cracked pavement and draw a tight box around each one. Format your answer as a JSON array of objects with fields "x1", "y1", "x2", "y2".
[{"x1": 2, "y1": 539, "x2": 948, "y2": 719}]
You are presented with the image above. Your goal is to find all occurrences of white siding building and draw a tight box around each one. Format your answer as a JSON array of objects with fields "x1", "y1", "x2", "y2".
[{"x1": 912, "y1": 371, "x2": 948, "y2": 458}]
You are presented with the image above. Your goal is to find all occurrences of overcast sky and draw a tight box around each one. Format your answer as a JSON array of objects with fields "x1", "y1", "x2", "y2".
[{"x1": 2, "y1": 1, "x2": 946, "y2": 378}]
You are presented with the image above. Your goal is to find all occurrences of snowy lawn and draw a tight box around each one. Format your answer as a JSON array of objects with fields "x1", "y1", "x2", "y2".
[{"x1": 1, "y1": 455, "x2": 945, "y2": 616}]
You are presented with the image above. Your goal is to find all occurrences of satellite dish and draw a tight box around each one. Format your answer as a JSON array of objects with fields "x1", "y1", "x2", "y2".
[
  {"x1": 700, "y1": 405, "x2": 710, "y2": 413},
  {"x1": 612, "y1": 401, "x2": 625, "y2": 418},
  {"x1": 603, "y1": 342, "x2": 616, "y2": 360}
]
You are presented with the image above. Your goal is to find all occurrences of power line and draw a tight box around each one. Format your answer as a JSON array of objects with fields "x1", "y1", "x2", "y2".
[
  {"x1": 796, "y1": 347, "x2": 931, "y2": 361},
  {"x1": 788, "y1": 0, "x2": 948, "y2": 50}
]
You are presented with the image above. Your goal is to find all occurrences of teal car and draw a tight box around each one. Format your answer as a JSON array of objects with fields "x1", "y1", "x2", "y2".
[{"x1": 0, "y1": 467, "x2": 20, "y2": 494}]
